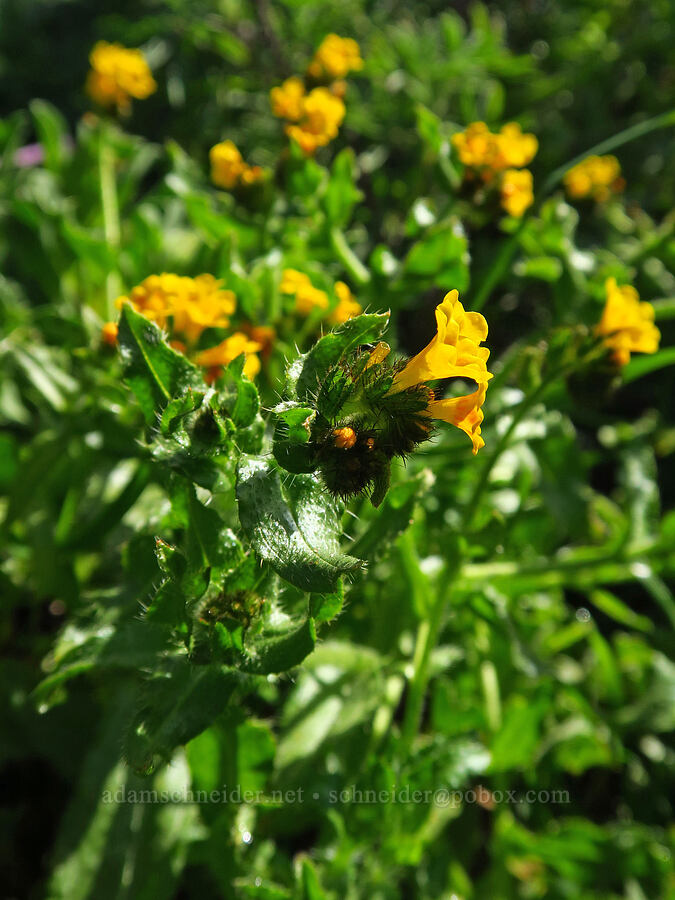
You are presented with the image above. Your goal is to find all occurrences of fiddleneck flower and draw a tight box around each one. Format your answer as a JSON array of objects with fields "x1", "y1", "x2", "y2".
[
  {"x1": 195, "y1": 333, "x2": 262, "y2": 381},
  {"x1": 270, "y1": 77, "x2": 306, "y2": 121},
  {"x1": 596, "y1": 278, "x2": 660, "y2": 367},
  {"x1": 383, "y1": 291, "x2": 492, "y2": 453},
  {"x1": 564, "y1": 155, "x2": 624, "y2": 202},
  {"x1": 500, "y1": 169, "x2": 534, "y2": 218},
  {"x1": 307, "y1": 34, "x2": 363, "y2": 80},
  {"x1": 210, "y1": 141, "x2": 265, "y2": 191},
  {"x1": 86, "y1": 41, "x2": 156, "y2": 114}
]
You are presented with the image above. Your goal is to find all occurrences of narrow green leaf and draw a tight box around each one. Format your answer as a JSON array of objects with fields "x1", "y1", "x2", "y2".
[
  {"x1": 118, "y1": 304, "x2": 202, "y2": 425},
  {"x1": 622, "y1": 346, "x2": 675, "y2": 383}
]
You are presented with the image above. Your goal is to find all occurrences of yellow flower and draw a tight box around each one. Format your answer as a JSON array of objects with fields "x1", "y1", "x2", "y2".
[
  {"x1": 452, "y1": 121, "x2": 537, "y2": 176},
  {"x1": 307, "y1": 34, "x2": 363, "y2": 80},
  {"x1": 86, "y1": 41, "x2": 156, "y2": 114},
  {"x1": 285, "y1": 87, "x2": 345, "y2": 156},
  {"x1": 596, "y1": 278, "x2": 660, "y2": 367},
  {"x1": 329, "y1": 281, "x2": 362, "y2": 324},
  {"x1": 388, "y1": 290, "x2": 492, "y2": 454},
  {"x1": 195, "y1": 332, "x2": 262, "y2": 381},
  {"x1": 210, "y1": 141, "x2": 264, "y2": 191},
  {"x1": 280, "y1": 269, "x2": 329, "y2": 315},
  {"x1": 495, "y1": 123, "x2": 538, "y2": 168},
  {"x1": 116, "y1": 273, "x2": 236, "y2": 343},
  {"x1": 270, "y1": 77, "x2": 306, "y2": 121},
  {"x1": 564, "y1": 155, "x2": 624, "y2": 202},
  {"x1": 500, "y1": 169, "x2": 534, "y2": 217},
  {"x1": 451, "y1": 122, "x2": 498, "y2": 169}
]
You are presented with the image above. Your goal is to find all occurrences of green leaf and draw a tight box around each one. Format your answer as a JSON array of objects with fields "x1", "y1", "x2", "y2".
[
  {"x1": 236, "y1": 456, "x2": 363, "y2": 593},
  {"x1": 322, "y1": 149, "x2": 362, "y2": 227},
  {"x1": 622, "y1": 346, "x2": 675, "y2": 383},
  {"x1": 238, "y1": 616, "x2": 316, "y2": 675},
  {"x1": 273, "y1": 402, "x2": 318, "y2": 473},
  {"x1": 402, "y1": 221, "x2": 470, "y2": 289},
  {"x1": 118, "y1": 304, "x2": 202, "y2": 425},
  {"x1": 589, "y1": 589, "x2": 653, "y2": 633},
  {"x1": 125, "y1": 659, "x2": 238, "y2": 773},
  {"x1": 514, "y1": 256, "x2": 563, "y2": 282},
  {"x1": 30, "y1": 99, "x2": 69, "y2": 171},
  {"x1": 310, "y1": 583, "x2": 344, "y2": 623},
  {"x1": 295, "y1": 312, "x2": 390, "y2": 401},
  {"x1": 218, "y1": 354, "x2": 260, "y2": 428}
]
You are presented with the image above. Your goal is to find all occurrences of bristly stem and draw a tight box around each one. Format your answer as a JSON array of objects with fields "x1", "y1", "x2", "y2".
[
  {"x1": 472, "y1": 109, "x2": 675, "y2": 312},
  {"x1": 330, "y1": 226, "x2": 371, "y2": 287},
  {"x1": 98, "y1": 123, "x2": 121, "y2": 318}
]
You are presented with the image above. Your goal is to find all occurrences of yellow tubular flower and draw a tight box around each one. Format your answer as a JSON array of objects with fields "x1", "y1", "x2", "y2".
[
  {"x1": 280, "y1": 269, "x2": 312, "y2": 294},
  {"x1": 451, "y1": 122, "x2": 498, "y2": 169},
  {"x1": 390, "y1": 291, "x2": 493, "y2": 454},
  {"x1": 210, "y1": 141, "x2": 246, "y2": 189},
  {"x1": 270, "y1": 77, "x2": 306, "y2": 120},
  {"x1": 295, "y1": 285, "x2": 330, "y2": 316},
  {"x1": 495, "y1": 123, "x2": 538, "y2": 168},
  {"x1": 285, "y1": 87, "x2": 346, "y2": 155},
  {"x1": 564, "y1": 155, "x2": 624, "y2": 201},
  {"x1": 329, "y1": 281, "x2": 362, "y2": 324},
  {"x1": 307, "y1": 34, "x2": 363, "y2": 80},
  {"x1": 280, "y1": 269, "x2": 329, "y2": 315},
  {"x1": 500, "y1": 169, "x2": 534, "y2": 217},
  {"x1": 596, "y1": 278, "x2": 660, "y2": 367},
  {"x1": 86, "y1": 41, "x2": 156, "y2": 114},
  {"x1": 195, "y1": 333, "x2": 262, "y2": 381}
]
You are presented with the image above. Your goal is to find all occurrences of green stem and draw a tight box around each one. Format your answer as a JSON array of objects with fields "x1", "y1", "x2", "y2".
[
  {"x1": 471, "y1": 109, "x2": 675, "y2": 311},
  {"x1": 330, "y1": 226, "x2": 371, "y2": 286},
  {"x1": 98, "y1": 125, "x2": 121, "y2": 318},
  {"x1": 400, "y1": 587, "x2": 447, "y2": 753},
  {"x1": 540, "y1": 109, "x2": 675, "y2": 197}
]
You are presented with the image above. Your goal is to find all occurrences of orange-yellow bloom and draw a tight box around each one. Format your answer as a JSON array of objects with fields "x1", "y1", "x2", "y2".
[
  {"x1": 388, "y1": 291, "x2": 492, "y2": 453},
  {"x1": 86, "y1": 41, "x2": 156, "y2": 114},
  {"x1": 307, "y1": 35, "x2": 363, "y2": 80},
  {"x1": 270, "y1": 77, "x2": 306, "y2": 121},
  {"x1": 116, "y1": 273, "x2": 236, "y2": 343},
  {"x1": 280, "y1": 269, "x2": 329, "y2": 315},
  {"x1": 495, "y1": 123, "x2": 538, "y2": 169},
  {"x1": 596, "y1": 278, "x2": 660, "y2": 367},
  {"x1": 285, "y1": 87, "x2": 345, "y2": 156},
  {"x1": 452, "y1": 121, "x2": 537, "y2": 177},
  {"x1": 500, "y1": 169, "x2": 534, "y2": 217},
  {"x1": 210, "y1": 141, "x2": 264, "y2": 191},
  {"x1": 195, "y1": 332, "x2": 262, "y2": 381},
  {"x1": 564, "y1": 155, "x2": 624, "y2": 202},
  {"x1": 329, "y1": 281, "x2": 362, "y2": 324}
]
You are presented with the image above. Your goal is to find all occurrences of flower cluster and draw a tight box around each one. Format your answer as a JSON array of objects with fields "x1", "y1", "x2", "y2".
[
  {"x1": 209, "y1": 141, "x2": 265, "y2": 191},
  {"x1": 104, "y1": 273, "x2": 262, "y2": 380},
  {"x1": 86, "y1": 41, "x2": 156, "y2": 114},
  {"x1": 564, "y1": 155, "x2": 625, "y2": 202},
  {"x1": 270, "y1": 35, "x2": 361, "y2": 155},
  {"x1": 452, "y1": 121, "x2": 538, "y2": 217},
  {"x1": 596, "y1": 277, "x2": 660, "y2": 367},
  {"x1": 280, "y1": 269, "x2": 362, "y2": 323},
  {"x1": 306, "y1": 34, "x2": 363, "y2": 80}
]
